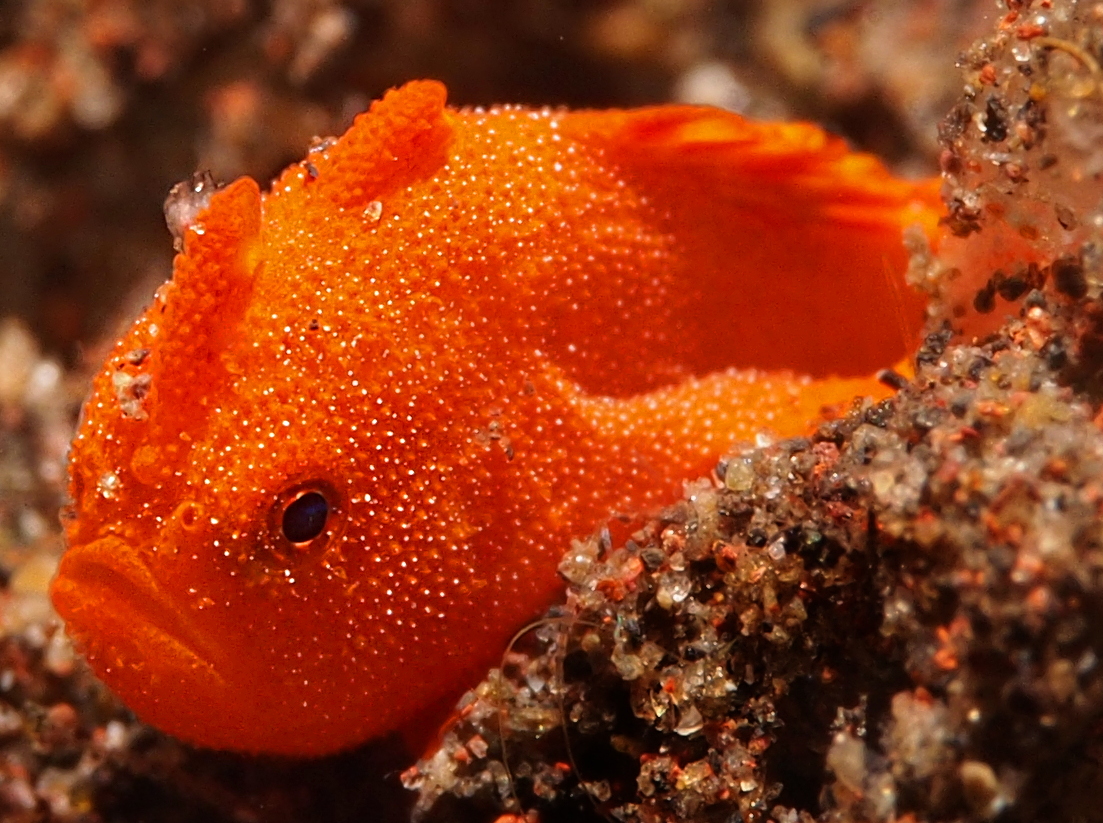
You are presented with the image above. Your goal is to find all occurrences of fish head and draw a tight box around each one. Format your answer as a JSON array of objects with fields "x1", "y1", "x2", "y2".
[
  {"x1": 51, "y1": 84, "x2": 481, "y2": 755},
  {"x1": 55, "y1": 188, "x2": 364, "y2": 754}
]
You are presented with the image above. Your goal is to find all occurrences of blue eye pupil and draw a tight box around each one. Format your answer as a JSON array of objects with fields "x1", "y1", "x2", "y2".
[{"x1": 282, "y1": 491, "x2": 329, "y2": 543}]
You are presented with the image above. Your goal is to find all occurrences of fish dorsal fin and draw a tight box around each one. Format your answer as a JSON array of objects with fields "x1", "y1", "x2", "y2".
[
  {"x1": 559, "y1": 105, "x2": 941, "y2": 378},
  {"x1": 565, "y1": 105, "x2": 939, "y2": 230},
  {"x1": 268, "y1": 80, "x2": 454, "y2": 212}
]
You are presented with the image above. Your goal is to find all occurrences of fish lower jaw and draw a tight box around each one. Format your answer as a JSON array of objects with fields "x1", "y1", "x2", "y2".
[{"x1": 50, "y1": 537, "x2": 229, "y2": 692}]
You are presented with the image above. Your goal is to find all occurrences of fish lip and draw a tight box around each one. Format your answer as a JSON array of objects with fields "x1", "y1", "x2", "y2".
[{"x1": 52, "y1": 539, "x2": 225, "y2": 677}]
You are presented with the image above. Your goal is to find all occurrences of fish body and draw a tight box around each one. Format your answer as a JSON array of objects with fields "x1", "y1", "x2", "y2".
[{"x1": 51, "y1": 81, "x2": 940, "y2": 755}]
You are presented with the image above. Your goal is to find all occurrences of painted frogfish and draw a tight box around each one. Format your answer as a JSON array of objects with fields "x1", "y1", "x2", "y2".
[{"x1": 51, "y1": 80, "x2": 941, "y2": 756}]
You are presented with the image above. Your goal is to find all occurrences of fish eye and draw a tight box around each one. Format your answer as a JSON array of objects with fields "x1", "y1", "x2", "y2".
[
  {"x1": 281, "y1": 490, "x2": 330, "y2": 545},
  {"x1": 263, "y1": 479, "x2": 345, "y2": 568}
]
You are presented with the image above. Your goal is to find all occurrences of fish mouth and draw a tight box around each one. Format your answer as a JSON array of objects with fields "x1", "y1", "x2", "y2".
[{"x1": 50, "y1": 536, "x2": 225, "y2": 685}]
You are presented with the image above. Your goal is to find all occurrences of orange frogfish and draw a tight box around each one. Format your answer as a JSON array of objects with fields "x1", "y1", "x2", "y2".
[{"x1": 51, "y1": 80, "x2": 940, "y2": 756}]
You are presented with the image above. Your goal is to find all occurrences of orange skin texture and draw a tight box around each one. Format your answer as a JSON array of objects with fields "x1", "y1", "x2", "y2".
[{"x1": 51, "y1": 80, "x2": 941, "y2": 756}]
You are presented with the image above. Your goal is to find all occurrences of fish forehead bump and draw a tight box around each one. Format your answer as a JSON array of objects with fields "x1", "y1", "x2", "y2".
[{"x1": 145, "y1": 176, "x2": 263, "y2": 434}]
